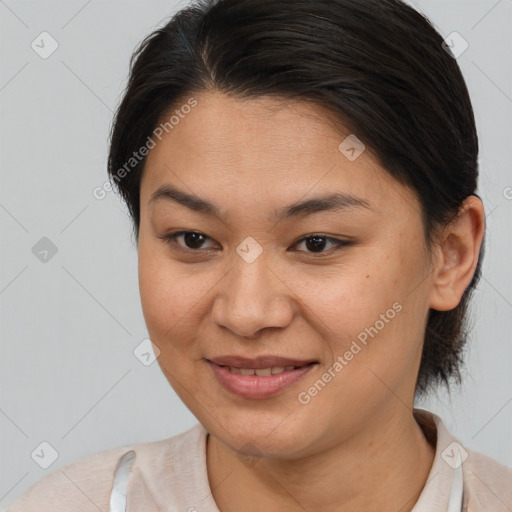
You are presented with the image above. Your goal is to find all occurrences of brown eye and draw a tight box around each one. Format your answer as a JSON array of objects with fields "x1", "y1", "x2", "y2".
[
  {"x1": 304, "y1": 236, "x2": 328, "y2": 252},
  {"x1": 293, "y1": 235, "x2": 350, "y2": 254},
  {"x1": 181, "y1": 232, "x2": 207, "y2": 249},
  {"x1": 159, "y1": 231, "x2": 218, "y2": 250}
]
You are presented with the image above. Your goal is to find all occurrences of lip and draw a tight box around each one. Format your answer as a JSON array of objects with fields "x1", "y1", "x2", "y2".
[
  {"x1": 208, "y1": 355, "x2": 316, "y2": 369},
  {"x1": 206, "y1": 355, "x2": 318, "y2": 399}
]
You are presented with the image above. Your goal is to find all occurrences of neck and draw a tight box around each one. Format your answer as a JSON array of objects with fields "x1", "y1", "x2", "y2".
[{"x1": 206, "y1": 407, "x2": 435, "y2": 512}]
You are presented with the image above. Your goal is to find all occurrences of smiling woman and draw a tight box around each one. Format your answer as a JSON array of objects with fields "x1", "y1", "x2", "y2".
[{"x1": 9, "y1": 0, "x2": 512, "y2": 511}]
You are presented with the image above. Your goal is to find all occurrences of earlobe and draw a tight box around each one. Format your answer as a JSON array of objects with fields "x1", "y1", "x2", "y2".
[{"x1": 428, "y1": 196, "x2": 485, "y2": 312}]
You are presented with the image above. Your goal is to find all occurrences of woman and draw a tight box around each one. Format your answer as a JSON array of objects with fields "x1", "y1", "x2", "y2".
[{"x1": 9, "y1": 0, "x2": 511, "y2": 510}]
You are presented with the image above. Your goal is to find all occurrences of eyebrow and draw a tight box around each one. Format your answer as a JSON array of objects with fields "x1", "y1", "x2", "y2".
[{"x1": 149, "y1": 184, "x2": 373, "y2": 221}]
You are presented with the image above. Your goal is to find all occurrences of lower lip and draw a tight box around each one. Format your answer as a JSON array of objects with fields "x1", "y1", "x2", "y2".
[{"x1": 207, "y1": 361, "x2": 316, "y2": 399}]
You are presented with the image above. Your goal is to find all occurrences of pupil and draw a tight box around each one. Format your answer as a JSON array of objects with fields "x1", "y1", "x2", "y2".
[
  {"x1": 306, "y1": 236, "x2": 326, "y2": 252},
  {"x1": 185, "y1": 232, "x2": 204, "y2": 249}
]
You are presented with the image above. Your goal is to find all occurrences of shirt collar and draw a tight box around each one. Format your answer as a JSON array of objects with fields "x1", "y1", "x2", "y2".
[{"x1": 411, "y1": 408, "x2": 465, "y2": 512}]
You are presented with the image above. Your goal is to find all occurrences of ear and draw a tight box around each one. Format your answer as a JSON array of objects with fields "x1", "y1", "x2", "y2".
[{"x1": 428, "y1": 195, "x2": 485, "y2": 312}]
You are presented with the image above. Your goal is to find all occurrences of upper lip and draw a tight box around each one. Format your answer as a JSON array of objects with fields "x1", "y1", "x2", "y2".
[{"x1": 207, "y1": 355, "x2": 317, "y2": 369}]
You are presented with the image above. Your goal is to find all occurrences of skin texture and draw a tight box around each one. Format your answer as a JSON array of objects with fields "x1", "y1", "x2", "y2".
[{"x1": 137, "y1": 90, "x2": 485, "y2": 511}]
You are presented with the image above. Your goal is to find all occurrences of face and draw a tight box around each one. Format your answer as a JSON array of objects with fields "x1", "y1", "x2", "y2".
[{"x1": 138, "y1": 91, "x2": 436, "y2": 459}]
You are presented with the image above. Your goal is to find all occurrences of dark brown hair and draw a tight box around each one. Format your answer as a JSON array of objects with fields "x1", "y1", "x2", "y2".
[{"x1": 108, "y1": 0, "x2": 484, "y2": 396}]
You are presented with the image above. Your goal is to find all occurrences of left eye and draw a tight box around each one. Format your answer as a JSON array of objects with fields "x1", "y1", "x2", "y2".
[{"x1": 293, "y1": 235, "x2": 349, "y2": 254}]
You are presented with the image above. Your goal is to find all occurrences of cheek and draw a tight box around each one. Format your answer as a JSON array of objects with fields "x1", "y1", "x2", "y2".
[
  {"x1": 297, "y1": 262, "x2": 397, "y2": 332},
  {"x1": 300, "y1": 250, "x2": 426, "y2": 364},
  {"x1": 293, "y1": 270, "x2": 425, "y2": 425},
  {"x1": 138, "y1": 245, "x2": 201, "y2": 343}
]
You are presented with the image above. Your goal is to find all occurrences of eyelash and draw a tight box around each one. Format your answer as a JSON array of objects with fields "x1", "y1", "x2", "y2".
[{"x1": 157, "y1": 231, "x2": 351, "y2": 256}]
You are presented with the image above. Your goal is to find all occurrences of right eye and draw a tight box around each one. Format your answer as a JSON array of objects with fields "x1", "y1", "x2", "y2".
[
  {"x1": 158, "y1": 231, "x2": 218, "y2": 252},
  {"x1": 157, "y1": 230, "x2": 219, "y2": 251}
]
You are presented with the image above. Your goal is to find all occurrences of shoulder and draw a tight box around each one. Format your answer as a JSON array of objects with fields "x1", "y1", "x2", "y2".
[
  {"x1": 7, "y1": 425, "x2": 205, "y2": 512},
  {"x1": 7, "y1": 444, "x2": 130, "y2": 512},
  {"x1": 463, "y1": 447, "x2": 512, "y2": 512},
  {"x1": 413, "y1": 408, "x2": 512, "y2": 511}
]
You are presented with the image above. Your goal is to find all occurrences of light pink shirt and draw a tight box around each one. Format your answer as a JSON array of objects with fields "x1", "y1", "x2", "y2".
[{"x1": 7, "y1": 409, "x2": 512, "y2": 511}]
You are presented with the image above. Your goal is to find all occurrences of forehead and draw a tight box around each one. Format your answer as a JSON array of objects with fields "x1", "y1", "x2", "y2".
[
  {"x1": 150, "y1": 91, "x2": 356, "y2": 162},
  {"x1": 140, "y1": 91, "x2": 418, "y2": 217}
]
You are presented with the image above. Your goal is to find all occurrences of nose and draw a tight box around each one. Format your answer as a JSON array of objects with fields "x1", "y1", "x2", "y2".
[{"x1": 211, "y1": 254, "x2": 295, "y2": 338}]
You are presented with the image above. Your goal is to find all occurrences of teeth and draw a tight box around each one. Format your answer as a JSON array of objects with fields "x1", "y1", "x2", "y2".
[
  {"x1": 255, "y1": 367, "x2": 272, "y2": 376},
  {"x1": 227, "y1": 366, "x2": 298, "y2": 375}
]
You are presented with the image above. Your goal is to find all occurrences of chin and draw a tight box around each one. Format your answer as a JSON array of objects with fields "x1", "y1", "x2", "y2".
[{"x1": 204, "y1": 402, "x2": 326, "y2": 459}]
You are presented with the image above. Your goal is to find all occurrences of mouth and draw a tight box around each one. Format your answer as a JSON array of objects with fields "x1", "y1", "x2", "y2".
[
  {"x1": 223, "y1": 365, "x2": 305, "y2": 376},
  {"x1": 206, "y1": 356, "x2": 318, "y2": 399}
]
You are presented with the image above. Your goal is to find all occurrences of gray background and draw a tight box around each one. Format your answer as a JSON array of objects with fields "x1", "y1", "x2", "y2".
[{"x1": 1, "y1": 0, "x2": 511, "y2": 508}]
